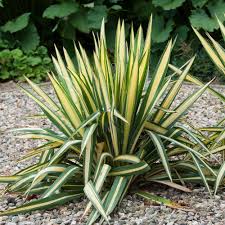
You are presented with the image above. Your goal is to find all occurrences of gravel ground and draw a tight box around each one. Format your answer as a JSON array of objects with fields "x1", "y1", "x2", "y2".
[{"x1": 0, "y1": 81, "x2": 225, "y2": 225}]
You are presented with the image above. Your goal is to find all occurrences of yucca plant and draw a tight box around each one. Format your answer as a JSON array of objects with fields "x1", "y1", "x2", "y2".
[
  {"x1": 0, "y1": 17, "x2": 222, "y2": 224},
  {"x1": 191, "y1": 17, "x2": 225, "y2": 195}
]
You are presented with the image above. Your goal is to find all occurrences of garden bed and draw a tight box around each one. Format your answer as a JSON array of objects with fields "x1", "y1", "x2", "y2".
[{"x1": 0, "y1": 82, "x2": 224, "y2": 225}]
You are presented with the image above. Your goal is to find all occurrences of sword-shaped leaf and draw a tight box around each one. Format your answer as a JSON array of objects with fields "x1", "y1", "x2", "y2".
[
  {"x1": 214, "y1": 161, "x2": 225, "y2": 194},
  {"x1": 42, "y1": 166, "x2": 80, "y2": 198},
  {"x1": 0, "y1": 192, "x2": 83, "y2": 216},
  {"x1": 80, "y1": 124, "x2": 97, "y2": 157},
  {"x1": 191, "y1": 153, "x2": 212, "y2": 195},
  {"x1": 104, "y1": 176, "x2": 128, "y2": 216},
  {"x1": 154, "y1": 57, "x2": 195, "y2": 123},
  {"x1": 83, "y1": 164, "x2": 111, "y2": 218},
  {"x1": 25, "y1": 165, "x2": 68, "y2": 195},
  {"x1": 83, "y1": 181, "x2": 109, "y2": 223},
  {"x1": 148, "y1": 131, "x2": 172, "y2": 181},
  {"x1": 135, "y1": 191, "x2": 186, "y2": 209},
  {"x1": 161, "y1": 80, "x2": 213, "y2": 128},
  {"x1": 48, "y1": 140, "x2": 81, "y2": 165},
  {"x1": 109, "y1": 161, "x2": 150, "y2": 176}
]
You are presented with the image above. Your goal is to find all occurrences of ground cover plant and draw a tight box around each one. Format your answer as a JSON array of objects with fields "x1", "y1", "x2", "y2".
[
  {"x1": 0, "y1": 17, "x2": 224, "y2": 224},
  {"x1": 0, "y1": 43, "x2": 52, "y2": 82}
]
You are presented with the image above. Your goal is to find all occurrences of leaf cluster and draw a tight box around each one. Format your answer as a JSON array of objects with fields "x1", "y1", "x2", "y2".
[{"x1": 0, "y1": 44, "x2": 52, "y2": 82}]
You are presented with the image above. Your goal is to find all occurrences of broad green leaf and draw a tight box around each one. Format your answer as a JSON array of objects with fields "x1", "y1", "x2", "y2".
[
  {"x1": 43, "y1": 2, "x2": 79, "y2": 19},
  {"x1": 152, "y1": 0, "x2": 186, "y2": 10},
  {"x1": 70, "y1": 10, "x2": 89, "y2": 33},
  {"x1": 87, "y1": 6, "x2": 108, "y2": 29},
  {"x1": 207, "y1": 0, "x2": 225, "y2": 26},
  {"x1": 152, "y1": 15, "x2": 174, "y2": 43},
  {"x1": 1, "y1": 13, "x2": 30, "y2": 33},
  {"x1": 190, "y1": 9, "x2": 217, "y2": 32},
  {"x1": 17, "y1": 23, "x2": 40, "y2": 52}
]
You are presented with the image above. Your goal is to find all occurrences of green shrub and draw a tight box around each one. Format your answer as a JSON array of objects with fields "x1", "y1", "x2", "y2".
[
  {"x1": 0, "y1": 18, "x2": 224, "y2": 223},
  {"x1": 1, "y1": 0, "x2": 225, "y2": 82},
  {"x1": 0, "y1": 43, "x2": 52, "y2": 82},
  {"x1": 1, "y1": 0, "x2": 225, "y2": 52}
]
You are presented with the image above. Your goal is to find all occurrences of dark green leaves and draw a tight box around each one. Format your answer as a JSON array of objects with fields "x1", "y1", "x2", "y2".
[
  {"x1": 17, "y1": 23, "x2": 40, "y2": 52},
  {"x1": 152, "y1": 15, "x2": 174, "y2": 43},
  {"x1": 0, "y1": 45, "x2": 52, "y2": 82},
  {"x1": 87, "y1": 6, "x2": 108, "y2": 29},
  {"x1": 1, "y1": 13, "x2": 31, "y2": 33},
  {"x1": 70, "y1": 10, "x2": 89, "y2": 33},
  {"x1": 189, "y1": 9, "x2": 216, "y2": 32},
  {"x1": 190, "y1": 0, "x2": 225, "y2": 31},
  {"x1": 43, "y1": 2, "x2": 79, "y2": 19},
  {"x1": 153, "y1": 0, "x2": 186, "y2": 10},
  {"x1": 191, "y1": 0, "x2": 208, "y2": 8}
]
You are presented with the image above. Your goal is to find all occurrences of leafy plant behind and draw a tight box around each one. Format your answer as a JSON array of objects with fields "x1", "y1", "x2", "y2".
[
  {"x1": 1, "y1": 0, "x2": 225, "y2": 53},
  {"x1": 0, "y1": 18, "x2": 224, "y2": 224},
  {"x1": 0, "y1": 43, "x2": 52, "y2": 82}
]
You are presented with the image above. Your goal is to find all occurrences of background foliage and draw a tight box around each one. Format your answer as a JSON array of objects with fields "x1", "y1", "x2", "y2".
[
  {"x1": 0, "y1": 0, "x2": 225, "y2": 82},
  {"x1": 0, "y1": 41, "x2": 52, "y2": 82}
]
